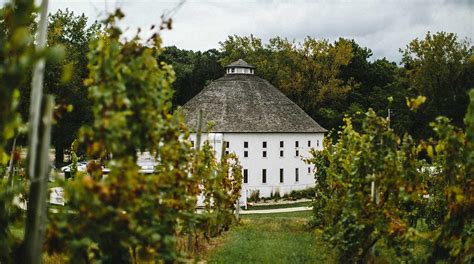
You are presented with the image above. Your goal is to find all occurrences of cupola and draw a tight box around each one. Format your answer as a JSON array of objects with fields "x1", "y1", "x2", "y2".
[{"x1": 225, "y1": 59, "x2": 255, "y2": 75}]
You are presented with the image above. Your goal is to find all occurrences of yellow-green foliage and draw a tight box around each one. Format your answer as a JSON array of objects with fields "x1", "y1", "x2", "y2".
[
  {"x1": 0, "y1": 0, "x2": 36, "y2": 164},
  {"x1": 193, "y1": 142, "x2": 243, "y2": 239},
  {"x1": 0, "y1": 1, "x2": 60, "y2": 262},
  {"x1": 308, "y1": 91, "x2": 474, "y2": 263},
  {"x1": 45, "y1": 10, "x2": 242, "y2": 263}
]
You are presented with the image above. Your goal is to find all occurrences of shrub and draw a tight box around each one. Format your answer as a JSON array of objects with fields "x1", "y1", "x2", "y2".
[
  {"x1": 45, "y1": 10, "x2": 243, "y2": 262},
  {"x1": 307, "y1": 91, "x2": 474, "y2": 262},
  {"x1": 273, "y1": 188, "x2": 281, "y2": 201},
  {"x1": 45, "y1": 11, "x2": 198, "y2": 262},
  {"x1": 288, "y1": 188, "x2": 315, "y2": 200},
  {"x1": 249, "y1": 190, "x2": 260, "y2": 203}
]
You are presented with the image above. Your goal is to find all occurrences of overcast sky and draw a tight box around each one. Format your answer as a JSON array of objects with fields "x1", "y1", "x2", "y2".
[{"x1": 8, "y1": 0, "x2": 474, "y2": 61}]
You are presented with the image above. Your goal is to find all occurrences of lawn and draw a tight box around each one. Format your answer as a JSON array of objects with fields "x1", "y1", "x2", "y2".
[{"x1": 205, "y1": 211, "x2": 335, "y2": 263}]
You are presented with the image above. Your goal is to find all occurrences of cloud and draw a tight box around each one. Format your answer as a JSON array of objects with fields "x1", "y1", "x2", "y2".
[{"x1": 21, "y1": 0, "x2": 474, "y2": 62}]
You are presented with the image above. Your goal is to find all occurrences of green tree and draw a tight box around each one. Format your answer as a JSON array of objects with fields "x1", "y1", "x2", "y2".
[
  {"x1": 17, "y1": 9, "x2": 100, "y2": 165},
  {"x1": 159, "y1": 46, "x2": 223, "y2": 106},
  {"x1": 337, "y1": 39, "x2": 415, "y2": 135},
  {"x1": 47, "y1": 10, "x2": 99, "y2": 164},
  {"x1": 401, "y1": 31, "x2": 474, "y2": 138}
]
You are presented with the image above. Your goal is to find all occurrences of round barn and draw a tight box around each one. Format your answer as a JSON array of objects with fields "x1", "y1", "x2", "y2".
[{"x1": 182, "y1": 59, "x2": 327, "y2": 198}]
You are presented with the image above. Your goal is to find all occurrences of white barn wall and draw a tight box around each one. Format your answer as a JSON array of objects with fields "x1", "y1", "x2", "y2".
[{"x1": 190, "y1": 132, "x2": 324, "y2": 198}]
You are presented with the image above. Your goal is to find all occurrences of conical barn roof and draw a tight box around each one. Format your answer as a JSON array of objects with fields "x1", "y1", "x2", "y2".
[{"x1": 182, "y1": 74, "x2": 327, "y2": 133}]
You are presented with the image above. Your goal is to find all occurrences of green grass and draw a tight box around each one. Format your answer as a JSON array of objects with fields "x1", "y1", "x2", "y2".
[
  {"x1": 206, "y1": 211, "x2": 334, "y2": 264},
  {"x1": 244, "y1": 201, "x2": 312, "y2": 211}
]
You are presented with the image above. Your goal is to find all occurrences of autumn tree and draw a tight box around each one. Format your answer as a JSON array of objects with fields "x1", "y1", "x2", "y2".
[{"x1": 220, "y1": 35, "x2": 355, "y2": 131}]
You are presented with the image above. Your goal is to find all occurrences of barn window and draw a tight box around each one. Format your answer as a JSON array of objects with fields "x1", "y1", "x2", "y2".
[
  {"x1": 263, "y1": 151, "x2": 267, "y2": 158},
  {"x1": 244, "y1": 169, "x2": 248, "y2": 183},
  {"x1": 295, "y1": 141, "x2": 299, "y2": 147},
  {"x1": 262, "y1": 169, "x2": 267, "y2": 183},
  {"x1": 317, "y1": 140, "x2": 319, "y2": 147},
  {"x1": 225, "y1": 150, "x2": 229, "y2": 155},
  {"x1": 280, "y1": 141, "x2": 284, "y2": 148},
  {"x1": 280, "y1": 150, "x2": 284, "y2": 157},
  {"x1": 263, "y1": 141, "x2": 267, "y2": 148},
  {"x1": 226, "y1": 141, "x2": 230, "y2": 148},
  {"x1": 308, "y1": 140, "x2": 311, "y2": 147},
  {"x1": 295, "y1": 168, "x2": 299, "y2": 182},
  {"x1": 280, "y1": 169, "x2": 284, "y2": 183},
  {"x1": 308, "y1": 167, "x2": 311, "y2": 173},
  {"x1": 244, "y1": 151, "x2": 248, "y2": 157},
  {"x1": 295, "y1": 150, "x2": 299, "y2": 157},
  {"x1": 244, "y1": 141, "x2": 248, "y2": 148}
]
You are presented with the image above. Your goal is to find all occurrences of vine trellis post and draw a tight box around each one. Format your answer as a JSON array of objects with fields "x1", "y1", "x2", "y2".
[
  {"x1": 187, "y1": 109, "x2": 204, "y2": 253},
  {"x1": 24, "y1": 0, "x2": 53, "y2": 263}
]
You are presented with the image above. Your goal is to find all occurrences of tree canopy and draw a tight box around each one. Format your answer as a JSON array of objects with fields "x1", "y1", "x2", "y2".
[
  {"x1": 401, "y1": 31, "x2": 474, "y2": 138},
  {"x1": 15, "y1": 9, "x2": 101, "y2": 164},
  {"x1": 217, "y1": 33, "x2": 473, "y2": 139}
]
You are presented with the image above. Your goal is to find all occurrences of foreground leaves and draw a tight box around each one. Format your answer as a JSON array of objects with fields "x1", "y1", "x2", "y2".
[
  {"x1": 308, "y1": 89, "x2": 474, "y2": 263},
  {"x1": 45, "y1": 10, "x2": 242, "y2": 263}
]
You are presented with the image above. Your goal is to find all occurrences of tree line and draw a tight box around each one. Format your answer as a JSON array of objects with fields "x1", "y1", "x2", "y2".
[{"x1": 2, "y1": 8, "x2": 471, "y2": 165}]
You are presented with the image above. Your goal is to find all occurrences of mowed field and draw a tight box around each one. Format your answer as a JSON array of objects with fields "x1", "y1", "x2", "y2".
[{"x1": 205, "y1": 211, "x2": 335, "y2": 264}]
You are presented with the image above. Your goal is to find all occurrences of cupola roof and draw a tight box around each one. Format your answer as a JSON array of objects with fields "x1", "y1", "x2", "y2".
[{"x1": 225, "y1": 59, "x2": 255, "y2": 69}]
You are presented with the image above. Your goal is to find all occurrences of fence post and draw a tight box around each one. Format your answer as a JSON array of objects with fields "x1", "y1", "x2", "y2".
[
  {"x1": 187, "y1": 109, "x2": 204, "y2": 253},
  {"x1": 196, "y1": 109, "x2": 203, "y2": 151},
  {"x1": 24, "y1": 96, "x2": 54, "y2": 263},
  {"x1": 24, "y1": 1, "x2": 50, "y2": 262},
  {"x1": 6, "y1": 136, "x2": 17, "y2": 187}
]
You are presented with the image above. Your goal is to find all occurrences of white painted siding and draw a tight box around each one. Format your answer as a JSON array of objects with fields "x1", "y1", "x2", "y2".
[
  {"x1": 226, "y1": 67, "x2": 253, "y2": 75},
  {"x1": 189, "y1": 132, "x2": 324, "y2": 198}
]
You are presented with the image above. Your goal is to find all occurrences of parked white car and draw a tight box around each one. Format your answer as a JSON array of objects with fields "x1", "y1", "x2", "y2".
[
  {"x1": 61, "y1": 161, "x2": 88, "y2": 178},
  {"x1": 60, "y1": 159, "x2": 157, "y2": 178},
  {"x1": 138, "y1": 160, "x2": 156, "y2": 174}
]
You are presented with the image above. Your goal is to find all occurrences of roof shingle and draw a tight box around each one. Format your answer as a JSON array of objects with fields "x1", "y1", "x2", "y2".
[{"x1": 181, "y1": 74, "x2": 327, "y2": 133}]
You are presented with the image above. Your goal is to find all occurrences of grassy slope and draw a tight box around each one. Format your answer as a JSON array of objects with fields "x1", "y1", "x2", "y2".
[{"x1": 206, "y1": 211, "x2": 335, "y2": 264}]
